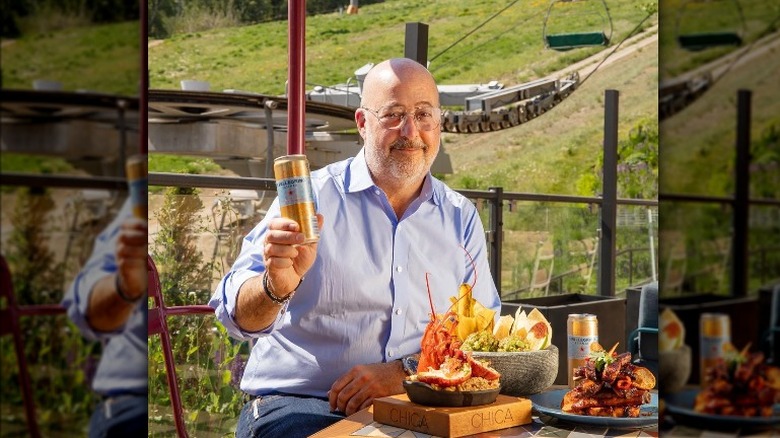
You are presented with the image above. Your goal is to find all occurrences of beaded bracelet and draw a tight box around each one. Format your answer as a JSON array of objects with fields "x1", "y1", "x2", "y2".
[
  {"x1": 263, "y1": 271, "x2": 303, "y2": 305},
  {"x1": 115, "y1": 274, "x2": 142, "y2": 304}
]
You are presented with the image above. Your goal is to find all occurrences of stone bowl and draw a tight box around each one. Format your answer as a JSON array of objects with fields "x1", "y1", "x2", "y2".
[
  {"x1": 659, "y1": 344, "x2": 691, "y2": 394},
  {"x1": 471, "y1": 344, "x2": 559, "y2": 396}
]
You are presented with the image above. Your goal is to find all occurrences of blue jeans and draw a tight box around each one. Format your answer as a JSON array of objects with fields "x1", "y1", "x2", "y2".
[
  {"x1": 236, "y1": 394, "x2": 346, "y2": 438},
  {"x1": 88, "y1": 395, "x2": 147, "y2": 438}
]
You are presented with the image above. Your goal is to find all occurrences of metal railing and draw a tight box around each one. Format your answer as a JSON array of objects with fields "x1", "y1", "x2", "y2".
[{"x1": 149, "y1": 172, "x2": 658, "y2": 297}]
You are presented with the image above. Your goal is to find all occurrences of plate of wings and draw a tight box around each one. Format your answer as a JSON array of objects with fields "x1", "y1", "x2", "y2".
[
  {"x1": 664, "y1": 390, "x2": 779, "y2": 430},
  {"x1": 531, "y1": 389, "x2": 658, "y2": 428}
]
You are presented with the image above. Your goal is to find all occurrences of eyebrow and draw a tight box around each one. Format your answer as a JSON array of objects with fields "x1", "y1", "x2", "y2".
[{"x1": 382, "y1": 101, "x2": 437, "y2": 109}]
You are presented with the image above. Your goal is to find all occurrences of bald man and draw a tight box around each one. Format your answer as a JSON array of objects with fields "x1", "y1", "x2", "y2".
[{"x1": 210, "y1": 58, "x2": 501, "y2": 437}]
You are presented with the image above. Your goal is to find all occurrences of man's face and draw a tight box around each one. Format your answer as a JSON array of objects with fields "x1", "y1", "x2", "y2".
[{"x1": 357, "y1": 75, "x2": 441, "y2": 185}]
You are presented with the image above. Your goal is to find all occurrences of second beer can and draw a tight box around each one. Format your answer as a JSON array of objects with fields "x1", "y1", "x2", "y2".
[
  {"x1": 567, "y1": 313, "x2": 598, "y2": 388},
  {"x1": 699, "y1": 312, "x2": 730, "y2": 385},
  {"x1": 273, "y1": 155, "x2": 319, "y2": 243},
  {"x1": 125, "y1": 154, "x2": 147, "y2": 220}
]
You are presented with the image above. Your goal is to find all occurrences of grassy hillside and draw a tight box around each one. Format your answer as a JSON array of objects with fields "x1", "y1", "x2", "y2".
[
  {"x1": 658, "y1": 0, "x2": 780, "y2": 79},
  {"x1": 1, "y1": 21, "x2": 141, "y2": 95},
  {"x1": 441, "y1": 39, "x2": 658, "y2": 194},
  {"x1": 149, "y1": 0, "x2": 655, "y2": 93},
  {"x1": 149, "y1": 0, "x2": 658, "y2": 196}
]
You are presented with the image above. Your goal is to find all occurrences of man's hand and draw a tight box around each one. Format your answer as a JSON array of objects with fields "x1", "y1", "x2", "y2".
[
  {"x1": 116, "y1": 218, "x2": 148, "y2": 300},
  {"x1": 86, "y1": 217, "x2": 147, "y2": 332},
  {"x1": 328, "y1": 362, "x2": 406, "y2": 416},
  {"x1": 263, "y1": 214, "x2": 323, "y2": 297},
  {"x1": 235, "y1": 214, "x2": 324, "y2": 332}
]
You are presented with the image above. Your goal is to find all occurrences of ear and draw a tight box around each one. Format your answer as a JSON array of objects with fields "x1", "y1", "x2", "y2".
[{"x1": 355, "y1": 108, "x2": 367, "y2": 139}]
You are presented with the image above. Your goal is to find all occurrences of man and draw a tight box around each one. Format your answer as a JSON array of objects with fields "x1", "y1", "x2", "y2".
[
  {"x1": 210, "y1": 58, "x2": 501, "y2": 437},
  {"x1": 62, "y1": 199, "x2": 147, "y2": 438}
]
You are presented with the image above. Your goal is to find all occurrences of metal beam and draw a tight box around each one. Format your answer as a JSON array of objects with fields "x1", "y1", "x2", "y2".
[
  {"x1": 733, "y1": 90, "x2": 751, "y2": 297},
  {"x1": 404, "y1": 22, "x2": 429, "y2": 66},
  {"x1": 599, "y1": 90, "x2": 619, "y2": 296},
  {"x1": 488, "y1": 187, "x2": 504, "y2": 293}
]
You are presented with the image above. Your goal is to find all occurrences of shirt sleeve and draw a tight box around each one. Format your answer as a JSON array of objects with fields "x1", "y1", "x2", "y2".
[
  {"x1": 61, "y1": 200, "x2": 133, "y2": 341},
  {"x1": 209, "y1": 199, "x2": 286, "y2": 340}
]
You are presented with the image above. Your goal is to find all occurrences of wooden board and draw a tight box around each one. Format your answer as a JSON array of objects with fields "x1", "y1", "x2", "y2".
[{"x1": 373, "y1": 394, "x2": 532, "y2": 438}]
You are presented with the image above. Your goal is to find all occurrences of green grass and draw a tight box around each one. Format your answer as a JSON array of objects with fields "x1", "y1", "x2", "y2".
[
  {"x1": 1, "y1": 21, "x2": 141, "y2": 95},
  {"x1": 0, "y1": 154, "x2": 74, "y2": 174},
  {"x1": 149, "y1": 154, "x2": 222, "y2": 175},
  {"x1": 441, "y1": 38, "x2": 658, "y2": 195},
  {"x1": 149, "y1": 0, "x2": 655, "y2": 93}
]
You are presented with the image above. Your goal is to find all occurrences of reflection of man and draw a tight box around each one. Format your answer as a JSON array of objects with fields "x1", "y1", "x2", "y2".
[
  {"x1": 61, "y1": 199, "x2": 147, "y2": 438},
  {"x1": 211, "y1": 58, "x2": 501, "y2": 437}
]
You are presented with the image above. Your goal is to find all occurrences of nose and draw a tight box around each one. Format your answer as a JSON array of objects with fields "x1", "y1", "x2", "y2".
[{"x1": 399, "y1": 113, "x2": 421, "y2": 137}]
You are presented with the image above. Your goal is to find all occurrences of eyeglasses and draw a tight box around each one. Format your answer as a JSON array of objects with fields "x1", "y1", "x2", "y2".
[{"x1": 360, "y1": 105, "x2": 442, "y2": 132}]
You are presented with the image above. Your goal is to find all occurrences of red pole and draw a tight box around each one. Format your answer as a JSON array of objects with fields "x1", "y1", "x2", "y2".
[
  {"x1": 140, "y1": 0, "x2": 148, "y2": 154},
  {"x1": 288, "y1": 0, "x2": 306, "y2": 155}
]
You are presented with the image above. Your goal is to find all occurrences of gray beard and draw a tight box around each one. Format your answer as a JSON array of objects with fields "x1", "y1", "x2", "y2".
[{"x1": 368, "y1": 138, "x2": 432, "y2": 183}]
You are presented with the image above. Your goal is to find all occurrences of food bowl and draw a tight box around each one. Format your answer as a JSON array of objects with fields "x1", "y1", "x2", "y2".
[
  {"x1": 403, "y1": 380, "x2": 500, "y2": 407},
  {"x1": 471, "y1": 344, "x2": 558, "y2": 396},
  {"x1": 659, "y1": 344, "x2": 691, "y2": 394}
]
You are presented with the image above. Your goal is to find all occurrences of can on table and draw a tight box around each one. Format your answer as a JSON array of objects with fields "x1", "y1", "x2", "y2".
[
  {"x1": 273, "y1": 155, "x2": 319, "y2": 243},
  {"x1": 567, "y1": 313, "x2": 599, "y2": 388},
  {"x1": 699, "y1": 313, "x2": 731, "y2": 386},
  {"x1": 125, "y1": 154, "x2": 147, "y2": 220}
]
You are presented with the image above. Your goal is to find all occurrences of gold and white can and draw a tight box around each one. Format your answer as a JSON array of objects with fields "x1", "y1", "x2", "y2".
[
  {"x1": 273, "y1": 155, "x2": 319, "y2": 243},
  {"x1": 567, "y1": 313, "x2": 599, "y2": 388},
  {"x1": 125, "y1": 154, "x2": 147, "y2": 220},
  {"x1": 700, "y1": 313, "x2": 730, "y2": 385}
]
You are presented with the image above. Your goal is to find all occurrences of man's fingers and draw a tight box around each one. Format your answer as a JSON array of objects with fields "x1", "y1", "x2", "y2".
[
  {"x1": 329, "y1": 373, "x2": 350, "y2": 411},
  {"x1": 117, "y1": 242, "x2": 147, "y2": 260}
]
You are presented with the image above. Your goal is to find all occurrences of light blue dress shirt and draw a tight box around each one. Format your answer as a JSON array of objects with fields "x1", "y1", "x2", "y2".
[
  {"x1": 210, "y1": 149, "x2": 501, "y2": 398},
  {"x1": 61, "y1": 199, "x2": 147, "y2": 396}
]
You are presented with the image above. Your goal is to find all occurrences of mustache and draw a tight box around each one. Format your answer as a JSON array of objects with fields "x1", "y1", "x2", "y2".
[{"x1": 390, "y1": 138, "x2": 428, "y2": 151}]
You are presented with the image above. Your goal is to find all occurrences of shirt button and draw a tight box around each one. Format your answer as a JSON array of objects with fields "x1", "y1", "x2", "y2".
[
  {"x1": 396, "y1": 266, "x2": 403, "y2": 273},
  {"x1": 374, "y1": 189, "x2": 381, "y2": 195},
  {"x1": 388, "y1": 350, "x2": 394, "y2": 358},
  {"x1": 395, "y1": 308, "x2": 402, "y2": 315}
]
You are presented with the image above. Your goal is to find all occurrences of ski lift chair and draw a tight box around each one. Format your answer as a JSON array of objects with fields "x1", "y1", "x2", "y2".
[
  {"x1": 629, "y1": 281, "x2": 659, "y2": 378},
  {"x1": 543, "y1": 0, "x2": 613, "y2": 51},
  {"x1": 675, "y1": 0, "x2": 745, "y2": 51}
]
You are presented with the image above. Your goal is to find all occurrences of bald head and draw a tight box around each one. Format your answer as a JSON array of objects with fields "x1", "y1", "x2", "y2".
[{"x1": 360, "y1": 58, "x2": 439, "y2": 109}]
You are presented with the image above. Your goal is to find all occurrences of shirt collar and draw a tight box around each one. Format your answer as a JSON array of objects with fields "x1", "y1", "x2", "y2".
[{"x1": 345, "y1": 148, "x2": 439, "y2": 206}]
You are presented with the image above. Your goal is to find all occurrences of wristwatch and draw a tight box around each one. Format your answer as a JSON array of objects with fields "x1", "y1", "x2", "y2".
[{"x1": 400, "y1": 354, "x2": 419, "y2": 376}]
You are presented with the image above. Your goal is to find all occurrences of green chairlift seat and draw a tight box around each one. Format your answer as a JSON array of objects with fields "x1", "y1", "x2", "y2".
[
  {"x1": 675, "y1": 0, "x2": 745, "y2": 52},
  {"x1": 677, "y1": 32, "x2": 742, "y2": 51},
  {"x1": 545, "y1": 31, "x2": 609, "y2": 51},
  {"x1": 542, "y1": 0, "x2": 613, "y2": 51}
]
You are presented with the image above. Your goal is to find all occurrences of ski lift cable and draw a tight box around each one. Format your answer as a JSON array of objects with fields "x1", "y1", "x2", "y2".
[
  {"x1": 577, "y1": 11, "x2": 656, "y2": 88},
  {"x1": 697, "y1": 13, "x2": 780, "y2": 91},
  {"x1": 429, "y1": 13, "x2": 542, "y2": 73},
  {"x1": 429, "y1": 0, "x2": 521, "y2": 63}
]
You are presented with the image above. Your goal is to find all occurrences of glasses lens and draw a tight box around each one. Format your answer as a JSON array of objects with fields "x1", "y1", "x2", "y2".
[
  {"x1": 370, "y1": 106, "x2": 441, "y2": 131},
  {"x1": 415, "y1": 108, "x2": 441, "y2": 131}
]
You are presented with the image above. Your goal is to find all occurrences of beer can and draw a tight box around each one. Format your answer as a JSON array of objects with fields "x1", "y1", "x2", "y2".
[
  {"x1": 567, "y1": 313, "x2": 598, "y2": 388},
  {"x1": 125, "y1": 154, "x2": 147, "y2": 220},
  {"x1": 700, "y1": 313, "x2": 730, "y2": 385},
  {"x1": 273, "y1": 155, "x2": 319, "y2": 243}
]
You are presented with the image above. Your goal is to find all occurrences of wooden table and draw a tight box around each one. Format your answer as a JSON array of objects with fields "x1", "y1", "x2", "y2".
[{"x1": 310, "y1": 405, "x2": 660, "y2": 438}]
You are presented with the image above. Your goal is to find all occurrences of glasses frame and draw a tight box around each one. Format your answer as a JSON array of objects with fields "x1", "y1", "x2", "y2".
[{"x1": 360, "y1": 105, "x2": 442, "y2": 132}]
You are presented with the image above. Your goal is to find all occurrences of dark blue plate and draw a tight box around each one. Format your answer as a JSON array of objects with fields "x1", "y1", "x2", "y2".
[
  {"x1": 664, "y1": 389, "x2": 780, "y2": 430},
  {"x1": 530, "y1": 388, "x2": 658, "y2": 428}
]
